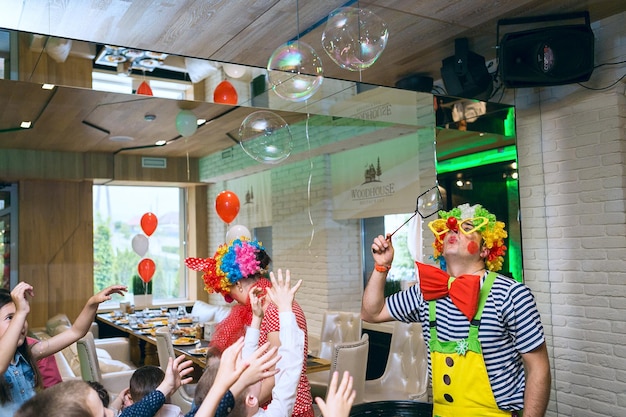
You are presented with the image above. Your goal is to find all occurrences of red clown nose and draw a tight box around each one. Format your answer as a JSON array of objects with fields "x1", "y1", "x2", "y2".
[{"x1": 446, "y1": 216, "x2": 458, "y2": 232}]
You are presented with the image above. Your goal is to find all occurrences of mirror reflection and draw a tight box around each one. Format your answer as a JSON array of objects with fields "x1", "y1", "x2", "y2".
[{"x1": 0, "y1": 28, "x2": 520, "y2": 281}]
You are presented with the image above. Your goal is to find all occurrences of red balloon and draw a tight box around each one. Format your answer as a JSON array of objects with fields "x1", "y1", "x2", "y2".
[
  {"x1": 136, "y1": 81, "x2": 153, "y2": 96},
  {"x1": 138, "y1": 258, "x2": 156, "y2": 283},
  {"x1": 213, "y1": 80, "x2": 238, "y2": 105},
  {"x1": 215, "y1": 190, "x2": 240, "y2": 224},
  {"x1": 141, "y1": 212, "x2": 158, "y2": 236}
]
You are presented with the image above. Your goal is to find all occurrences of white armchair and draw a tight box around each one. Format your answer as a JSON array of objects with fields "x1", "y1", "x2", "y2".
[
  {"x1": 76, "y1": 332, "x2": 137, "y2": 397},
  {"x1": 154, "y1": 327, "x2": 195, "y2": 413},
  {"x1": 363, "y1": 321, "x2": 429, "y2": 403}
]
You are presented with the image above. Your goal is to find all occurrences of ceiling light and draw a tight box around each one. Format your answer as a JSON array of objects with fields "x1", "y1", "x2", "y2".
[
  {"x1": 456, "y1": 179, "x2": 464, "y2": 187},
  {"x1": 511, "y1": 172, "x2": 518, "y2": 179},
  {"x1": 20, "y1": 121, "x2": 32, "y2": 128},
  {"x1": 41, "y1": 83, "x2": 55, "y2": 90},
  {"x1": 155, "y1": 140, "x2": 167, "y2": 146}
]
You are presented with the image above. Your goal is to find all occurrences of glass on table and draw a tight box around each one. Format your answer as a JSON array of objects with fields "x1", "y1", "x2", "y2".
[{"x1": 160, "y1": 306, "x2": 168, "y2": 315}]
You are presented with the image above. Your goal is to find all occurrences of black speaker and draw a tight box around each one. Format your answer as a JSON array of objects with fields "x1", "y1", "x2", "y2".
[
  {"x1": 498, "y1": 12, "x2": 595, "y2": 88},
  {"x1": 440, "y1": 38, "x2": 493, "y2": 100}
]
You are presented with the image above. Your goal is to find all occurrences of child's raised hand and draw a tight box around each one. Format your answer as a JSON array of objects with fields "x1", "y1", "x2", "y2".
[
  {"x1": 213, "y1": 337, "x2": 248, "y2": 390},
  {"x1": 158, "y1": 355, "x2": 195, "y2": 396},
  {"x1": 249, "y1": 287, "x2": 265, "y2": 320},
  {"x1": 91, "y1": 285, "x2": 128, "y2": 305},
  {"x1": 11, "y1": 282, "x2": 34, "y2": 314},
  {"x1": 315, "y1": 371, "x2": 355, "y2": 417},
  {"x1": 237, "y1": 341, "x2": 280, "y2": 389},
  {"x1": 266, "y1": 269, "x2": 302, "y2": 313}
]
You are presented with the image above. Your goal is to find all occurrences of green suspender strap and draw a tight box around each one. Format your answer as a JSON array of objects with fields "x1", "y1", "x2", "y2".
[{"x1": 429, "y1": 272, "x2": 497, "y2": 355}]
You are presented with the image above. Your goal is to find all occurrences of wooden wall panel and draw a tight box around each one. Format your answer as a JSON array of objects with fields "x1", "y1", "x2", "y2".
[
  {"x1": 18, "y1": 180, "x2": 94, "y2": 327},
  {"x1": 187, "y1": 185, "x2": 209, "y2": 301}
]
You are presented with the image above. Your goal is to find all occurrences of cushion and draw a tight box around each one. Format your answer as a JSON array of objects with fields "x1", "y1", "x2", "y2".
[
  {"x1": 191, "y1": 300, "x2": 231, "y2": 323},
  {"x1": 46, "y1": 314, "x2": 71, "y2": 335},
  {"x1": 69, "y1": 347, "x2": 132, "y2": 375}
]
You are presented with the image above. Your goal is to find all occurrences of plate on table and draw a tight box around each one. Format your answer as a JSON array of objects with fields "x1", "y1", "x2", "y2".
[
  {"x1": 188, "y1": 347, "x2": 208, "y2": 356},
  {"x1": 115, "y1": 319, "x2": 129, "y2": 325},
  {"x1": 173, "y1": 337, "x2": 199, "y2": 346},
  {"x1": 177, "y1": 318, "x2": 193, "y2": 326}
]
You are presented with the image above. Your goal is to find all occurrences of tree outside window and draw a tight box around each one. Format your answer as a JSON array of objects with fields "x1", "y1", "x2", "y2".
[{"x1": 93, "y1": 186, "x2": 186, "y2": 304}]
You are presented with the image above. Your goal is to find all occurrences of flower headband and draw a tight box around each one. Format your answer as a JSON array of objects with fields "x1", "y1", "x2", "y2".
[
  {"x1": 428, "y1": 203, "x2": 507, "y2": 271},
  {"x1": 185, "y1": 238, "x2": 268, "y2": 301}
]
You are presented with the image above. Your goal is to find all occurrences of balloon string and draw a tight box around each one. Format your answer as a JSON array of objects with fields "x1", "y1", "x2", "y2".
[
  {"x1": 305, "y1": 105, "x2": 315, "y2": 253},
  {"x1": 185, "y1": 138, "x2": 190, "y2": 181}
]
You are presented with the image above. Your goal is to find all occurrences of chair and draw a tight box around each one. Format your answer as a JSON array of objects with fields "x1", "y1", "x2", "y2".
[
  {"x1": 362, "y1": 321, "x2": 429, "y2": 403},
  {"x1": 308, "y1": 311, "x2": 362, "y2": 396},
  {"x1": 309, "y1": 311, "x2": 362, "y2": 360},
  {"x1": 310, "y1": 333, "x2": 369, "y2": 405},
  {"x1": 154, "y1": 326, "x2": 195, "y2": 413},
  {"x1": 76, "y1": 333, "x2": 136, "y2": 398}
]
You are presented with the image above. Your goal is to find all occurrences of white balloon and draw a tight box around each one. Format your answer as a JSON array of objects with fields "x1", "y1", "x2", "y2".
[
  {"x1": 225, "y1": 224, "x2": 252, "y2": 243},
  {"x1": 176, "y1": 110, "x2": 197, "y2": 137},
  {"x1": 132, "y1": 234, "x2": 149, "y2": 257},
  {"x1": 223, "y1": 63, "x2": 247, "y2": 79}
]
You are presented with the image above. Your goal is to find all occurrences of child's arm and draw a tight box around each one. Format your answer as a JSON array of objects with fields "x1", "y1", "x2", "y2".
[
  {"x1": 262, "y1": 269, "x2": 304, "y2": 417},
  {"x1": 250, "y1": 286, "x2": 264, "y2": 330},
  {"x1": 31, "y1": 284, "x2": 127, "y2": 360},
  {"x1": 0, "y1": 282, "x2": 33, "y2": 374},
  {"x1": 228, "y1": 341, "x2": 280, "y2": 401},
  {"x1": 242, "y1": 286, "x2": 264, "y2": 360},
  {"x1": 315, "y1": 371, "x2": 356, "y2": 417}
]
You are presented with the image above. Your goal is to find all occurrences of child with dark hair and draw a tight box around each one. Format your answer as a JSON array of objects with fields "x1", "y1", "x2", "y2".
[
  {"x1": 0, "y1": 282, "x2": 127, "y2": 416},
  {"x1": 86, "y1": 380, "x2": 110, "y2": 408},
  {"x1": 115, "y1": 365, "x2": 183, "y2": 417}
]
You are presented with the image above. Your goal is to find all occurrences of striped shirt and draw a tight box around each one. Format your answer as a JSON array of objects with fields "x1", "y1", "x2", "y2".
[{"x1": 386, "y1": 272, "x2": 545, "y2": 411}]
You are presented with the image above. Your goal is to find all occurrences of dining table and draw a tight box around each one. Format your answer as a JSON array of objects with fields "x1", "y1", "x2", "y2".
[{"x1": 96, "y1": 311, "x2": 331, "y2": 374}]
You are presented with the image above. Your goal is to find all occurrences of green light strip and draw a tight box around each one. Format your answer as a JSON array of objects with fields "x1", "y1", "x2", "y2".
[{"x1": 436, "y1": 145, "x2": 517, "y2": 174}]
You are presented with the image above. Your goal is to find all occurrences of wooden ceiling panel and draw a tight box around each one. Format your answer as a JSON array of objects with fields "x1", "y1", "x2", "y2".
[{"x1": 0, "y1": 0, "x2": 623, "y2": 162}]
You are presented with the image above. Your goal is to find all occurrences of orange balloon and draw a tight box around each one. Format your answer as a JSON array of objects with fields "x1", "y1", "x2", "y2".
[
  {"x1": 138, "y1": 258, "x2": 156, "y2": 283},
  {"x1": 136, "y1": 81, "x2": 153, "y2": 96},
  {"x1": 213, "y1": 80, "x2": 238, "y2": 105},
  {"x1": 215, "y1": 190, "x2": 240, "y2": 224},
  {"x1": 141, "y1": 212, "x2": 158, "y2": 236}
]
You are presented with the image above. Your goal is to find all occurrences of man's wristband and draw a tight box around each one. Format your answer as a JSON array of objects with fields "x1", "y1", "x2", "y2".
[{"x1": 374, "y1": 263, "x2": 391, "y2": 273}]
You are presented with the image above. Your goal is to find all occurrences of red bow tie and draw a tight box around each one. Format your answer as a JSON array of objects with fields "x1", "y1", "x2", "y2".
[{"x1": 416, "y1": 262, "x2": 481, "y2": 321}]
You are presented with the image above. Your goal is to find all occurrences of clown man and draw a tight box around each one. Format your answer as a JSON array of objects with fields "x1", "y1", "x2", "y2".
[{"x1": 362, "y1": 203, "x2": 551, "y2": 417}]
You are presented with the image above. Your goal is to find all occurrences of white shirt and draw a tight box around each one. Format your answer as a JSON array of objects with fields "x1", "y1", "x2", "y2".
[{"x1": 243, "y1": 311, "x2": 305, "y2": 417}]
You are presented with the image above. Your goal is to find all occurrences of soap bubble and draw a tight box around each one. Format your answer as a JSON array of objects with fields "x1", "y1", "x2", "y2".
[
  {"x1": 322, "y1": 7, "x2": 388, "y2": 71},
  {"x1": 267, "y1": 40, "x2": 323, "y2": 102},
  {"x1": 239, "y1": 111, "x2": 293, "y2": 164}
]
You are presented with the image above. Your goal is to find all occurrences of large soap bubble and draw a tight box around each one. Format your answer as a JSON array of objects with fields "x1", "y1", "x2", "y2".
[
  {"x1": 239, "y1": 111, "x2": 293, "y2": 164},
  {"x1": 267, "y1": 40, "x2": 324, "y2": 102},
  {"x1": 322, "y1": 7, "x2": 388, "y2": 71}
]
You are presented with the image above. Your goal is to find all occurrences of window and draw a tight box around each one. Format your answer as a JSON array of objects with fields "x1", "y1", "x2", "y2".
[
  {"x1": 362, "y1": 213, "x2": 419, "y2": 296},
  {"x1": 93, "y1": 185, "x2": 187, "y2": 305}
]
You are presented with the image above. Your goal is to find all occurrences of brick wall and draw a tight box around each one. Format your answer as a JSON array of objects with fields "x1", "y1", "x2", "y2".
[{"x1": 514, "y1": 12, "x2": 626, "y2": 416}]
